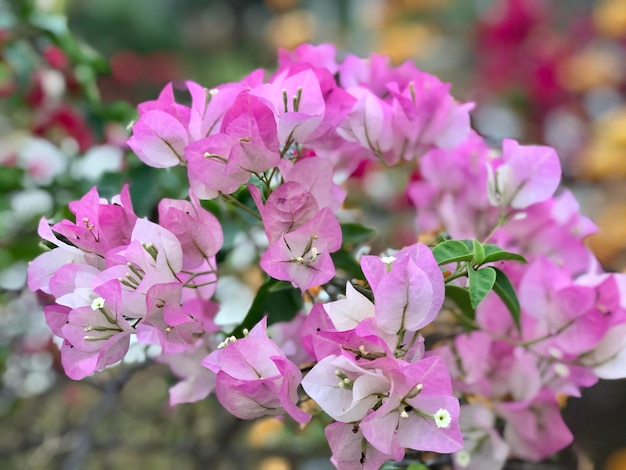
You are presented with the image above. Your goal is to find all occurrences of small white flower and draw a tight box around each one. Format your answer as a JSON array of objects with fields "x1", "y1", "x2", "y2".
[
  {"x1": 554, "y1": 363, "x2": 570, "y2": 378},
  {"x1": 434, "y1": 408, "x2": 452, "y2": 428},
  {"x1": 455, "y1": 450, "x2": 471, "y2": 467},
  {"x1": 380, "y1": 255, "x2": 396, "y2": 264},
  {"x1": 91, "y1": 297, "x2": 105, "y2": 310},
  {"x1": 548, "y1": 347, "x2": 563, "y2": 359}
]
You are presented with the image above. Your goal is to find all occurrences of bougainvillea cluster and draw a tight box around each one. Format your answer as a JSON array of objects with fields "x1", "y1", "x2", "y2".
[{"x1": 28, "y1": 43, "x2": 626, "y2": 470}]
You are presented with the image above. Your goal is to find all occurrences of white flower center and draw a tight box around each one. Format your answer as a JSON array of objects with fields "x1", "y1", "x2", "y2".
[
  {"x1": 91, "y1": 297, "x2": 105, "y2": 310},
  {"x1": 434, "y1": 408, "x2": 452, "y2": 428}
]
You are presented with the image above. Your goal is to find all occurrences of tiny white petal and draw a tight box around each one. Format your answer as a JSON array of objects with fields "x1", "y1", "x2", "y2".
[{"x1": 91, "y1": 297, "x2": 105, "y2": 310}]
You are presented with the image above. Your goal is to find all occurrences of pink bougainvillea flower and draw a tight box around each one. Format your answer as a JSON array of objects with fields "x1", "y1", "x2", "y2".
[
  {"x1": 60, "y1": 279, "x2": 134, "y2": 379},
  {"x1": 325, "y1": 421, "x2": 402, "y2": 470},
  {"x1": 300, "y1": 302, "x2": 337, "y2": 360},
  {"x1": 408, "y1": 132, "x2": 497, "y2": 240},
  {"x1": 337, "y1": 88, "x2": 394, "y2": 163},
  {"x1": 128, "y1": 83, "x2": 192, "y2": 168},
  {"x1": 278, "y1": 43, "x2": 339, "y2": 74},
  {"x1": 488, "y1": 138, "x2": 561, "y2": 210},
  {"x1": 517, "y1": 257, "x2": 608, "y2": 356},
  {"x1": 496, "y1": 389, "x2": 573, "y2": 462},
  {"x1": 267, "y1": 313, "x2": 311, "y2": 366},
  {"x1": 159, "y1": 342, "x2": 217, "y2": 406},
  {"x1": 128, "y1": 110, "x2": 188, "y2": 168},
  {"x1": 28, "y1": 218, "x2": 88, "y2": 294},
  {"x1": 360, "y1": 243, "x2": 444, "y2": 335},
  {"x1": 302, "y1": 353, "x2": 391, "y2": 423},
  {"x1": 158, "y1": 197, "x2": 223, "y2": 269},
  {"x1": 251, "y1": 67, "x2": 326, "y2": 145},
  {"x1": 94, "y1": 219, "x2": 183, "y2": 319},
  {"x1": 52, "y1": 185, "x2": 137, "y2": 257},
  {"x1": 582, "y1": 323, "x2": 626, "y2": 379},
  {"x1": 324, "y1": 281, "x2": 375, "y2": 332},
  {"x1": 260, "y1": 207, "x2": 341, "y2": 291},
  {"x1": 453, "y1": 404, "x2": 509, "y2": 470},
  {"x1": 136, "y1": 282, "x2": 204, "y2": 353},
  {"x1": 359, "y1": 356, "x2": 463, "y2": 455},
  {"x1": 279, "y1": 156, "x2": 346, "y2": 212},
  {"x1": 202, "y1": 318, "x2": 310, "y2": 423},
  {"x1": 186, "y1": 134, "x2": 250, "y2": 200},
  {"x1": 49, "y1": 262, "x2": 101, "y2": 309},
  {"x1": 389, "y1": 79, "x2": 473, "y2": 162},
  {"x1": 186, "y1": 79, "x2": 252, "y2": 141},
  {"x1": 249, "y1": 182, "x2": 319, "y2": 243},
  {"x1": 219, "y1": 91, "x2": 280, "y2": 172}
]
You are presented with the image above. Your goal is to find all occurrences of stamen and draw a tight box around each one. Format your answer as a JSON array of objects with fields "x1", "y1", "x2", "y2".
[
  {"x1": 292, "y1": 87, "x2": 303, "y2": 112},
  {"x1": 282, "y1": 89, "x2": 289, "y2": 113},
  {"x1": 127, "y1": 262, "x2": 144, "y2": 280}
]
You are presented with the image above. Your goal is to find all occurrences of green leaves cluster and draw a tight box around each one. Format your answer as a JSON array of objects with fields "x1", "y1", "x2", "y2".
[{"x1": 432, "y1": 239, "x2": 526, "y2": 330}]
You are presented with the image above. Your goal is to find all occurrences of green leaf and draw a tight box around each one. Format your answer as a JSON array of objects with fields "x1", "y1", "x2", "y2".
[
  {"x1": 330, "y1": 248, "x2": 364, "y2": 280},
  {"x1": 379, "y1": 463, "x2": 428, "y2": 470},
  {"x1": 445, "y1": 285, "x2": 476, "y2": 323},
  {"x1": 432, "y1": 240, "x2": 473, "y2": 265},
  {"x1": 406, "y1": 464, "x2": 429, "y2": 470},
  {"x1": 467, "y1": 266, "x2": 496, "y2": 308},
  {"x1": 0, "y1": 167, "x2": 25, "y2": 192},
  {"x1": 340, "y1": 223, "x2": 376, "y2": 246},
  {"x1": 472, "y1": 239, "x2": 485, "y2": 265},
  {"x1": 128, "y1": 165, "x2": 160, "y2": 217},
  {"x1": 480, "y1": 244, "x2": 527, "y2": 265},
  {"x1": 492, "y1": 267, "x2": 522, "y2": 330},
  {"x1": 99, "y1": 100, "x2": 136, "y2": 123},
  {"x1": 227, "y1": 278, "x2": 303, "y2": 337}
]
